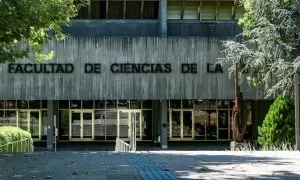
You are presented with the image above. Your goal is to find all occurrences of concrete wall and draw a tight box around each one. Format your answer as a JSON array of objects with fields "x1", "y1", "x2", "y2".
[{"x1": 0, "y1": 36, "x2": 265, "y2": 100}]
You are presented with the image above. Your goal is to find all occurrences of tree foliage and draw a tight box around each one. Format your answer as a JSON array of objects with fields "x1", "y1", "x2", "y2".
[
  {"x1": 258, "y1": 95, "x2": 295, "y2": 149},
  {"x1": 0, "y1": 0, "x2": 87, "y2": 63},
  {"x1": 219, "y1": 0, "x2": 300, "y2": 98}
]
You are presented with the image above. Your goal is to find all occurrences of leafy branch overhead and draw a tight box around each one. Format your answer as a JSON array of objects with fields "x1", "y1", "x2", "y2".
[
  {"x1": 219, "y1": 0, "x2": 300, "y2": 98},
  {"x1": 0, "y1": 0, "x2": 88, "y2": 63}
]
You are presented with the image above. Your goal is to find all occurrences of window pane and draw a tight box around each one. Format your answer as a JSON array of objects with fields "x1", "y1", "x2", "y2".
[
  {"x1": 95, "y1": 110, "x2": 105, "y2": 140},
  {"x1": 71, "y1": 112, "x2": 81, "y2": 138},
  {"x1": 106, "y1": 100, "x2": 117, "y2": 109},
  {"x1": 218, "y1": 111, "x2": 228, "y2": 128},
  {"x1": 29, "y1": 100, "x2": 41, "y2": 109},
  {"x1": 218, "y1": 1, "x2": 233, "y2": 20},
  {"x1": 142, "y1": 100, "x2": 152, "y2": 109},
  {"x1": 30, "y1": 111, "x2": 39, "y2": 138},
  {"x1": 118, "y1": 100, "x2": 129, "y2": 109},
  {"x1": 194, "y1": 110, "x2": 206, "y2": 140},
  {"x1": 42, "y1": 100, "x2": 47, "y2": 109},
  {"x1": 91, "y1": 1, "x2": 106, "y2": 19},
  {"x1": 108, "y1": 1, "x2": 123, "y2": 19},
  {"x1": 183, "y1": 111, "x2": 192, "y2": 138},
  {"x1": 5, "y1": 100, "x2": 16, "y2": 109},
  {"x1": 130, "y1": 100, "x2": 141, "y2": 109},
  {"x1": 82, "y1": 100, "x2": 94, "y2": 109},
  {"x1": 142, "y1": 110, "x2": 152, "y2": 140},
  {"x1": 126, "y1": 1, "x2": 141, "y2": 19},
  {"x1": 206, "y1": 111, "x2": 217, "y2": 140},
  {"x1": 201, "y1": 1, "x2": 216, "y2": 21},
  {"x1": 0, "y1": 101, "x2": 4, "y2": 109},
  {"x1": 217, "y1": 100, "x2": 229, "y2": 109},
  {"x1": 41, "y1": 111, "x2": 47, "y2": 140},
  {"x1": 0, "y1": 111, "x2": 5, "y2": 126},
  {"x1": 4, "y1": 111, "x2": 17, "y2": 126},
  {"x1": 143, "y1": 1, "x2": 158, "y2": 19},
  {"x1": 183, "y1": 2, "x2": 198, "y2": 20},
  {"x1": 59, "y1": 110, "x2": 69, "y2": 140},
  {"x1": 106, "y1": 111, "x2": 117, "y2": 140},
  {"x1": 74, "y1": 4, "x2": 89, "y2": 19},
  {"x1": 171, "y1": 111, "x2": 181, "y2": 138},
  {"x1": 95, "y1": 100, "x2": 105, "y2": 109},
  {"x1": 170, "y1": 100, "x2": 181, "y2": 109},
  {"x1": 18, "y1": 111, "x2": 28, "y2": 131},
  {"x1": 17, "y1": 100, "x2": 28, "y2": 109},
  {"x1": 83, "y1": 112, "x2": 93, "y2": 138},
  {"x1": 194, "y1": 100, "x2": 209, "y2": 109},
  {"x1": 218, "y1": 129, "x2": 229, "y2": 139},
  {"x1": 119, "y1": 111, "x2": 129, "y2": 138},
  {"x1": 59, "y1": 101, "x2": 69, "y2": 109},
  {"x1": 182, "y1": 100, "x2": 193, "y2": 108},
  {"x1": 167, "y1": 1, "x2": 181, "y2": 19},
  {"x1": 70, "y1": 100, "x2": 81, "y2": 109}
]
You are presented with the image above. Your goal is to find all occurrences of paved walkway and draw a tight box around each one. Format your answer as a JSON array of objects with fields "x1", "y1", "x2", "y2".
[{"x1": 1, "y1": 151, "x2": 300, "y2": 179}]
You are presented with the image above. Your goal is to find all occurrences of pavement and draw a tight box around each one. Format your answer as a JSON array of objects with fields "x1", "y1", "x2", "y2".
[{"x1": 1, "y1": 151, "x2": 300, "y2": 180}]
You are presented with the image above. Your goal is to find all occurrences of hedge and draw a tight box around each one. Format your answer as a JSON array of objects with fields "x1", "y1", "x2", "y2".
[{"x1": 0, "y1": 126, "x2": 33, "y2": 152}]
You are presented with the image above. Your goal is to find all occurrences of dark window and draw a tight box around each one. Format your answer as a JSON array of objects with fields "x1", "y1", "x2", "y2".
[
  {"x1": 170, "y1": 100, "x2": 181, "y2": 109},
  {"x1": 42, "y1": 100, "x2": 47, "y2": 109},
  {"x1": 126, "y1": 1, "x2": 141, "y2": 19},
  {"x1": 130, "y1": 100, "x2": 141, "y2": 109},
  {"x1": 29, "y1": 100, "x2": 41, "y2": 109},
  {"x1": 182, "y1": 100, "x2": 193, "y2": 108},
  {"x1": 17, "y1": 100, "x2": 28, "y2": 109},
  {"x1": 91, "y1": 0, "x2": 106, "y2": 19},
  {"x1": 74, "y1": 6, "x2": 89, "y2": 19},
  {"x1": 82, "y1": 100, "x2": 94, "y2": 109},
  {"x1": 70, "y1": 100, "x2": 81, "y2": 109},
  {"x1": 142, "y1": 100, "x2": 152, "y2": 109},
  {"x1": 106, "y1": 100, "x2": 117, "y2": 109},
  {"x1": 118, "y1": 100, "x2": 129, "y2": 109},
  {"x1": 108, "y1": 1, "x2": 123, "y2": 19},
  {"x1": 95, "y1": 100, "x2": 105, "y2": 109},
  {"x1": 143, "y1": 1, "x2": 159, "y2": 19},
  {"x1": 59, "y1": 110, "x2": 70, "y2": 140},
  {"x1": 142, "y1": 110, "x2": 152, "y2": 140},
  {"x1": 59, "y1": 101, "x2": 69, "y2": 109},
  {"x1": 5, "y1": 100, "x2": 16, "y2": 109},
  {"x1": 0, "y1": 101, "x2": 4, "y2": 109}
]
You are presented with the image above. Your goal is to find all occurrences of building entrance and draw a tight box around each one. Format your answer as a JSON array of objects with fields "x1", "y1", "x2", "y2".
[
  {"x1": 117, "y1": 110, "x2": 141, "y2": 141},
  {"x1": 70, "y1": 110, "x2": 94, "y2": 140}
]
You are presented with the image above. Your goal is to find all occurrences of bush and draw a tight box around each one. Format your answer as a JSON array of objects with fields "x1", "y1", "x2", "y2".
[
  {"x1": 0, "y1": 126, "x2": 33, "y2": 152},
  {"x1": 258, "y1": 95, "x2": 295, "y2": 150}
]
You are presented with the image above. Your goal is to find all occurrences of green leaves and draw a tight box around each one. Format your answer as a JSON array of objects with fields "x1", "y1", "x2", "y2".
[{"x1": 0, "y1": 0, "x2": 88, "y2": 63}]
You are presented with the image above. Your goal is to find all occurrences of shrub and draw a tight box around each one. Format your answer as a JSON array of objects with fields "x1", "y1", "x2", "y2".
[
  {"x1": 0, "y1": 126, "x2": 33, "y2": 152},
  {"x1": 258, "y1": 95, "x2": 295, "y2": 150}
]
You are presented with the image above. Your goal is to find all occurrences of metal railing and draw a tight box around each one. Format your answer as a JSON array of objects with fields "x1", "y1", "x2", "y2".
[
  {"x1": 0, "y1": 138, "x2": 34, "y2": 153},
  {"x1": 115, "y1": 138, "x2": 131, "y2": 152}
]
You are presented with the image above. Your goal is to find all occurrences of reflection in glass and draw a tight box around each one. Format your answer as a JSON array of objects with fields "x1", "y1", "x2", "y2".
[
  {"x1": 5, "y1": 100, "x2": 16, "y2": 109},
  {"x1": 71, "y1": 112, "x2": 80, "y2": 138},
  {"x1": 131, "y1": 112, "x2": 140, "y2": 138},
  {"x1": 142, "y1": 100, "x2": 152, "y2": 109},
  {"x1": 19, "y1": 111, "x2": 28, "y2": 131},
  {"x1": 209, "y1": 100, "x2": 216, "y2": 109},
  {"x1": 29, "y1": 100, "x2": 41, "y2": 109},
  {"x1": 218, "y1": 111, "x2": 228, "y2": 128},
  {"x1": 59, "y1": 100, "x2": 69, "y2": 109},
  {"x1": 193, "y1": 100, "x2": 209, "y2": 109},
  {"x1": 182, "y1": 100, "x2": 193, "y2": 108},
  {"x1": 106, "y1": 111, "x2": 117, "y2": 140},
  {"x1": 70, "y1": 100, "x2": 81, "y2": 109},
  {"x1": 82, "y1": 101, "x2": 94, "y2": 109},
  {"x1": 217, "y1": 100, "x2": 229, "y2": 109},
  {"x1": 83, "y1": 112, "x2": 92, "y2": 138},
  {"x1": 171, "y1": 111, "x2": 181, "y2": 138},
  {"x1": 106, "y1": 100, "x2": 117, "y2": 109},
  {"x1": 118, "y1": 100, "x2": 129, "y2": 109},
  {"x1": 142, "y1": 110, "x2": 152, "y2": 140},
  {"x1": 59, "y1": 110, "x2": 69, "y2": 140},
  {"x1": 194, "y1": 110, "x2": 206, "y2": 140},
  {"x1": 130, "y1": 100, "x2": 141, "y2": 109},
  {"x1": 41, "y1": 111, "x2": 47, "y2": 140},
  {"x1": 17, "y1": 100, "x2": 28, "y2": 109},
  {"x1": 0, "y1": 101, "x2": 4, "y2": 109},
  {"x1": 95, "y1": 100, "x2": 105, "y2": 109},
  {"x1": 170, "y1": 100, "x2": 181, "y2": 109},
  {"x1": 206, "y1": 111, "x2": 217, "y2": 140},
  {"x1": 119, "y1": 111, "x2": 129, "y2": 138},
  {"x1": 4, "y1": 111, "x2": 17, "y2": 126},
  {"x1": 95, "y1": 110, "x2": 105, "y2": 140},
  {"x1": 0, "y1": 111, "x2": 4, "y2": 126},
  {"x1": 30, "y1": 111, "x2": 39, "y2": 138},
  {"x1": 183, "y1": 111, "x2": 192, "y2": 138}
]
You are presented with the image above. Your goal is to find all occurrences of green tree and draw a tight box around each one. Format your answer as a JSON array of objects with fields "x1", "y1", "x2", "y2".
[
  {"x1": 0, "y1": 0, "x2": 87, "y2": 63},
  {"x1": 219, "y1": 0, "x2": 300, "y2": 98},
  {"x1": 258, "y1": 95, "x2": 295, "y2": 149}
]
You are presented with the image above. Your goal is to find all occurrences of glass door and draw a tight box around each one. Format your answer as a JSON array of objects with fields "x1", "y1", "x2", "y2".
[
  {"x1": 70, "y1": 110, "x2": 94, "y2": 140},
  {"x1": 18, "y1": 110, "x2": 41, "y2": 140},
  {"x1": 117, "y1": 110, "x2": 142, "y2": 141},
  {"x1": 169, "y1": 110, "x2": 194, "y2": 140}
]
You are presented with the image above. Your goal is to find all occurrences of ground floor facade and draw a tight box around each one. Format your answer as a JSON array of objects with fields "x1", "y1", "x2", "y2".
[{"x1": 0, "y1": 99, "x2": 272, "y2": 149}]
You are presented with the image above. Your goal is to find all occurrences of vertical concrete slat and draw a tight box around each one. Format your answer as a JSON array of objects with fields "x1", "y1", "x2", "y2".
[
  {"x1": 159, "y1": 0, "x2": 167, "y2": 36},
  {"x1": 47, "y1": 100, "x2": 54, "y2": 150},
  {"x1": 160, "y1": 100, "x2": 168, "y2": 149}
]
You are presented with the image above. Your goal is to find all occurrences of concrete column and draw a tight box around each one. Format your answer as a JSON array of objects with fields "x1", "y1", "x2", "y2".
[
  {"x1": 160, "y1": 100, "x2": 168, "y2": 149},
  {"x1": 159, "y1": 0, "x2": 167, "y2": 36},
  {"x1": 47, "y1": 100, "x2": 59, "y2": 150}
]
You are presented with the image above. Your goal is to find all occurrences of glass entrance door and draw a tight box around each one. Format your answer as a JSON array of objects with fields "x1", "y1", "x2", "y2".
[
  {"x1": 117, "y1": 110, "x2": 142, "y2": 141},
  {"x1": 18, "y1": 110, "x2": 41, "y2": 140},
  {"x1": 169, "y1": 110, "x2": 194, "y2": 140},
  {"x1": 70, "y1": 110, "x2": 94, "y2": 140}
]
